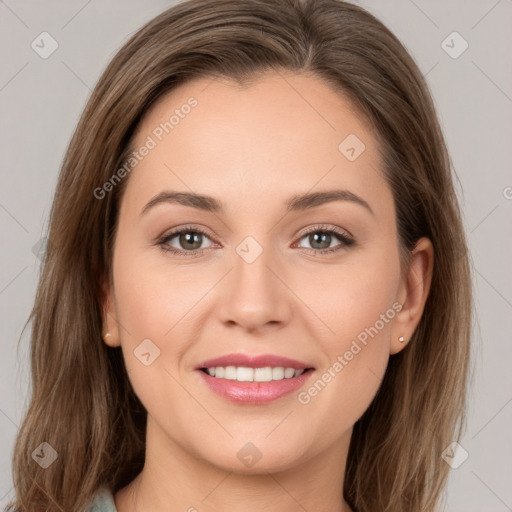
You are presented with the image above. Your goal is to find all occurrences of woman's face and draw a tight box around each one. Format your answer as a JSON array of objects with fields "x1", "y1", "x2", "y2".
[{"x1": 103, "y1": 71, "x2": 421, "y2": 474}]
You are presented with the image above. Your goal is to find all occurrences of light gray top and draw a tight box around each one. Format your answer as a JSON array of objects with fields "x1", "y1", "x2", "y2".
[{"x1": 85, "y1": 486, "x2": 117, "y2": 512}]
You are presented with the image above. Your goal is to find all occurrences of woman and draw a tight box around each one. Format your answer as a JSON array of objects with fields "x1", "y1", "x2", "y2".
[{"x1": 7, "y1": 0, "x2": 472, "y2": 511}]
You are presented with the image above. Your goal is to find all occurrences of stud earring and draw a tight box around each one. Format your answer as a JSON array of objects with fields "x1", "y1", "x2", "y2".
[
  {"x1": 104, "y1": 332, "x2": 111, "y2": 339},
  {"x1": 399, "y1": 336, "x2": 405, "y2": 343}
]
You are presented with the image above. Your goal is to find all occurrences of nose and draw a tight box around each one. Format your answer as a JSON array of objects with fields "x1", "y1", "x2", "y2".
[{"x1": 217, "y1": 242, "x2": 293, "y2": 334}]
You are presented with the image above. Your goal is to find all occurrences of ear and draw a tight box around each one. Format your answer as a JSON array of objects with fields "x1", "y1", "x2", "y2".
[
  {"x1": 391, "y1": 237, "x2": 434, "y2": 355},
  {"x1": 100, "y1": 275, "x2": 121, "y2": 348}
]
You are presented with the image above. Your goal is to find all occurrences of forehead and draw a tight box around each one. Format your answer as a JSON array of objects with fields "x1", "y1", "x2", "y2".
[
  {"x1": 124, "y1": 70, "x2": 390, "y2": 218},
  {"x1": 134, "y1": 70, "x2": 372, "y2": 151}
]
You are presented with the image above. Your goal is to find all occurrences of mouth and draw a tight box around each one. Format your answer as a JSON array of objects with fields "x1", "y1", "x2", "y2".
[{"x1": 195, "y1": 354, "x2": 315, "y2": 404}]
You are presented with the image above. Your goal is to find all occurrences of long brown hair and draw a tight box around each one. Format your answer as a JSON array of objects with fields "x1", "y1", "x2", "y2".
[{"x1": 8, "y1": 1, "x2": 472, "y2": 511}]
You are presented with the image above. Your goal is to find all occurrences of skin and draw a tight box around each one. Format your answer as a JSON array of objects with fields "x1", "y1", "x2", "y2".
[{"x1": 102, "y1": 70, "x2": 433, "y2": 512}]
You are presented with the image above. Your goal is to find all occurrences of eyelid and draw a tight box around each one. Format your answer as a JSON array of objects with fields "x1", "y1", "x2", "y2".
[{"x1": 296, "y1": 223, "x2": 354, "y2": 240}]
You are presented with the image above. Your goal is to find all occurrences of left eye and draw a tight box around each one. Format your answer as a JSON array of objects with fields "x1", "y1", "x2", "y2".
[{"x1": 295, "y1": 229, "x2": 353, "y2": 252}]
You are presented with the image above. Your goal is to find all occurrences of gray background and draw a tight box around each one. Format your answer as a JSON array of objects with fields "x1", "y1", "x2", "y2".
[{"x1": 1, "y1": 1, "x2": 511, "y2": 510}]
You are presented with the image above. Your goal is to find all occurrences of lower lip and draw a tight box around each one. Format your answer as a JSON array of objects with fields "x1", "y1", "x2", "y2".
[{"x1": 196, "y1": 369, "x2": 314, "y2": 404}]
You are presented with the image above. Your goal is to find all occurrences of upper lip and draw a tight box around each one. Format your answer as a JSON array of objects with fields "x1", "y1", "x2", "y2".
[{"x1": 196, "y1": 353, "x2": 314, "y2": 370}]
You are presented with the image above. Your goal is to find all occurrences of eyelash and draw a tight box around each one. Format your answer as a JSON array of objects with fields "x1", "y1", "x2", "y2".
[{"x1": 157, "y1": 224, "x2": 355, "y2": 258}]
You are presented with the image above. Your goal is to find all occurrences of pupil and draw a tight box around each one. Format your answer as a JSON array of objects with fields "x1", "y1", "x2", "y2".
[
  {"x1": 181, "y1": 232, "x2": 201, "y2": 250},
  {"x1": 311, "y1": 232, "x2": 330, "y2": 249}
]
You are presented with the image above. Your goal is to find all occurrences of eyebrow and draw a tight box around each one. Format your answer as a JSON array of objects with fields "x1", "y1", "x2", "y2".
[{"x1": 140, "y1": 189, "x2": 374, "y2": 216}]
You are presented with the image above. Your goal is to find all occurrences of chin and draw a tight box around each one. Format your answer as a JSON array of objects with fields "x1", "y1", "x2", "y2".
[{"x1": 195, "y1": 437, "x2": 311, "y2": 475}]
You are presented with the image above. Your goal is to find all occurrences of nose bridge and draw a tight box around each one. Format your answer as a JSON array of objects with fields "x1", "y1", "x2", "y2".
[{"x1": 219, "y1": 234, "x2": 291, "y2": 330}]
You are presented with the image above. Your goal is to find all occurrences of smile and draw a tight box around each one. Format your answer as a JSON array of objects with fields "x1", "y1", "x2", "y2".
[{"x1": 202, "y1": 366, "x2": 307, "y2": 382}]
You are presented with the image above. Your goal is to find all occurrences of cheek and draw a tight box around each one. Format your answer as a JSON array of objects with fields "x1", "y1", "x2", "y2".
[
  {"x1": 303, "y1": 249, "x2": 400, "y2": 348},
  {"x1": 296, "y1": 248, "x2": 400, "y2": 421},
  {"x1": 111, "y1": 237, "x2": 203, "y2": 391},
  {"x1": 111, "y1": 248, "x2": 205, "y2": 420},
  {"x1": 112, "y1": 241, "x2": 209, "y2": 341}
]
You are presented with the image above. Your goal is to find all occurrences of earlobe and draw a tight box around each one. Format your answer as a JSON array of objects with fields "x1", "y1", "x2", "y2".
[
  {"x1": 391, "y1": 237, "x2": 434, "y2": 355},
  {"x1": 100, "y1": 276, "x2": 121, "y2": 347}
]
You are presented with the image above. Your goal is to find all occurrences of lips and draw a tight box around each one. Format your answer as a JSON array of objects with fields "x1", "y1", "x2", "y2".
[
  {"x1": 195, "y1": 353, "x2": 315, "y2": 404},
  {"x1": 196, "y1": 353, "x2": 313, "y2": 370}
]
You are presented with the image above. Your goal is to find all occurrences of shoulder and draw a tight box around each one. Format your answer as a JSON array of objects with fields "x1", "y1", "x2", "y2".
[{"x1": 85, "y1": 486, "x2": 118, "y2": 512}]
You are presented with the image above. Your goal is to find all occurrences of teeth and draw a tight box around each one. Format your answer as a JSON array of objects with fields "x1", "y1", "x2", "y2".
[
  {"x1": 237, "y1": 367, "x2": 254, "y2": 382},
  {"x1": 224, "y1": 366, "x2": 237, "y2": 380},
  {"x1": 284, "y1": 367, "x2": 295, "y2": 378},
  {"x1": 204, "y1": 366, "x2": 306, "y2": 382},
  {"x1": 254, "y1": 367, "x2": 273, "y2": 382},
  {"x1": 272, "y1": 367, "x2": 284, "y2": 380}
]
